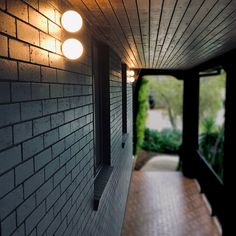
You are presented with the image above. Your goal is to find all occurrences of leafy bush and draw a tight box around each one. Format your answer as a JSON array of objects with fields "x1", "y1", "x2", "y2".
[
  {"x1": 160, "y1": 129, "x2": 182, "y2": 153},
  {"x1": 142, "y1": 128, "x2": 182, "y2": 154},
  {"x1": 134, "y1": 78, "x2": 149, "y2": 154},
  {"x1": 199, "y1": 117, "x2": 224, "y2": 180},
  {"x1": 142, "y1": 128, "x2": 162, "y2": 152}
]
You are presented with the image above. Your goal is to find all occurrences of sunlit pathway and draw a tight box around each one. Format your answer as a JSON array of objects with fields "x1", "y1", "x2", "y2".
[{"x1": 141, "y1": 155, "x2": 179, "y2": 171}]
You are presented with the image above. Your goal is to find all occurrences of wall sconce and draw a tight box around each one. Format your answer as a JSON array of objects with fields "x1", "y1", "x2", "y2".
[
  {"x1": 61, "y1": 10, "x2": 84, "y2": 60},
  {"x1": 128, "y1": 77, "x2": 135, "y2": 83},
  {"x1": 61, "y1": 10, "x2": 83, "y2": 33},
  {"x1": 127, "y1": 76, "x2": 135, "y2": 83},
  {"x1": 127, "y1": 70, "x2": 135, "y2": 77},
  {"x1": 127, "y1": 70, "x2": 135, "y2": 83},
  {"x1": 62, "y1": 39, "x2": 83, "y2": 60}
]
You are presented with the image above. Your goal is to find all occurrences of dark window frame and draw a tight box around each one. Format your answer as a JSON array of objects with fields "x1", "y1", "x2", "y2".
[
  {"x1": 122, "y1": 63, "x2": 127, "y2": 134},
  {"x1": 121, "y1": 64, "x2": 129, "y2": 148},
  {"x1": 92, "y1": 39, "x2": 111, "y2": 176}
]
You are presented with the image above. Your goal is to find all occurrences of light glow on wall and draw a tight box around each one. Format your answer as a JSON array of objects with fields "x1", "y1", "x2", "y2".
[
  {"x1": 61, "y1": 10, "x2": 83, "y2": 33},
  {"x1": 62, "y1": 39, "x2": 83, "y2": 60}
]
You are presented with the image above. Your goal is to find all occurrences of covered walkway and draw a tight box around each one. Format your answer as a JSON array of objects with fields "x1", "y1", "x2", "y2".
[{"x1": 122, "y1": 171, "x2": 221, "y2": 236}]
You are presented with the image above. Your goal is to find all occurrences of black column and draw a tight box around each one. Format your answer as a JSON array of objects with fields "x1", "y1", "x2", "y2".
[
  {"x1": 224, "y1": 65, "x2": 236, "y2": 184},
  {"x1": 223, "y1": 65, "x2": 235, "y2": 235},
  {"x1": 182, "y1": 72, "x2": 199, "y2": 178}
]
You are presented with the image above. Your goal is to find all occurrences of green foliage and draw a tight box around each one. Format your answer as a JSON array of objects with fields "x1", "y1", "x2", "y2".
[
  {"x1": 145, "y1": 76, "x2": 183, "y2": 129},
  {"x1": 142, "y1": 128, "x2": 182, "y2": 154},
  {"x1": 199, "y1": 72, "x2": 226, "y2": 125},
  {"x1": 200, "y1": 116, "x2": 216, "y2": 133},
  {"x1": 142, "y1": 128, "x2": 162, "y2": 152},
  {"x1": 134, "y1": 78, "x2": 149, "y2": 154},
  {"x1": 198, "y1": 72, "x2": 225, "y2": 181},
  {"x1": 145, "y1": 72, "x2": 225, "y2": 129},
  {"x1": 199, "y1": 117, "x2": 224, "y2": 180}
]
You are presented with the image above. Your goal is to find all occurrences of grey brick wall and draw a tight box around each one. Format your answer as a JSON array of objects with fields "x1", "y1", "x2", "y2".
[
  {"x1": 80, "y1": 50, "x2": 133, "y2": 236},
  {"x1": 0, "y1": 1, "x2": 133, "y2": 236}
]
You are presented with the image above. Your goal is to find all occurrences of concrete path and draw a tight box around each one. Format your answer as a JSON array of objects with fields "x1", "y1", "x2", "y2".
[{"x1": 141, "y1": 154, "x2": 179, "y2": 171}]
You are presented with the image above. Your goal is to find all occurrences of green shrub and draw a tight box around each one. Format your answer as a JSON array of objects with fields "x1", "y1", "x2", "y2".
[
  {"x1": 142, "y1": 128, "x2": 182, "y2": 154},
  {"x1": 160, "y1": 129, "x2": 182, "y2": 153},
  {"x1": 142, "y1": 128, "x2": 162, "y2": 152},
  {"x1": 134, "y1": 78, "x2": 149, "y2": 155},
  {"x1": 199, "y1": 117, "x2": 224, "y2": 180}
]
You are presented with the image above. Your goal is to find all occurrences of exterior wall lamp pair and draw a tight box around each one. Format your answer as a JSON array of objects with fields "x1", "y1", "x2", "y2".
[
  {"x1": 61, "y1": 10, "x2": 83, "y2": 60},
  {"x1": 127, "y1": 70, "x2": 135, "y2": 83}
]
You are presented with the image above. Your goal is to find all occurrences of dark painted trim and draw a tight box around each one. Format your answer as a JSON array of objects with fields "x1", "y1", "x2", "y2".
[
  {"x1": 199, "y1": 68, "x2": 221, "y2": 77},
  {"x1": 94, "y1": 166, "x2": 113, "y2": 211},
  {"x1": 93, "y1": 40, "x2": 111, "y2": 173},
  {"x1": 138, "y1": 68, "x2": 186, "y2": 80},
  {"x1": 223, "y1": 63, "x2": 235, "y2": 235},
  {"x1": 181, "y1": 71, "x2": 199, "y2": 178},
  {"x1": 196, "y1": 151, "x2": 224, "y2": 231},
  {"x1": 190, "y1": 48, "x2": 236, "y2": 72},
  {"x1": 122, "y1": 63, "x2": 127, "y2": 134}
]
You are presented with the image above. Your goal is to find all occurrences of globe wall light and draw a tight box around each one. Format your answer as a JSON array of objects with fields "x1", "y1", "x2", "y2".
[
  {"x1": 129, "y1": 76, "x2": 135, "y2": 83},
  {"x1": 61, "y1": 10, "x2": 83, "y2": 33},
  {"x1": 129, "y1": 70, "x2": 135, "y2": 77},
  {"x1": 127, "y1": 70, "x2": 135, "y2": 83},
  {"x1": 62, "y1": 39, "x2": 83, "y2": 60},
  {"x1": 61, "y1": 10, "x2": 84, "y2": 60},
  {"x1": 127, "y1": 76, "x2": 135, "y2": 83}
]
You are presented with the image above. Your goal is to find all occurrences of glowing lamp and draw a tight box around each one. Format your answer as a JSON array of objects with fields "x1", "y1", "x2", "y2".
[
  {"x1": 61, "y1": 10, "x2": 83, "y2": 32},
  {"x1": 127, "y1": 70, "x2": 135, "y2": 77},
  {"x1": 129, "y1": 70, "x2": 135, "y2": 77},
  {"x1": 62, "y1": 39, "x2": 83, "y2": 60},
  {"x1": 129, "y1": 76, "x2": 135, "y2": 83}
]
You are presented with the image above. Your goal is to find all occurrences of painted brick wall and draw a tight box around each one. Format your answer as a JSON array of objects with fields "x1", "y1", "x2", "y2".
[
  {"x1": 0, "y1": 0, "x2": 133, "y2": 236},
  {"x1": 84, "y1": 50, "x2": 133, "y2": 236}
]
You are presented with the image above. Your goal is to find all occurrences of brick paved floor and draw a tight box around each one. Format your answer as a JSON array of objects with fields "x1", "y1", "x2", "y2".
[{"x1": 122, "y1": 171, "x2": 220, "y2": 236}]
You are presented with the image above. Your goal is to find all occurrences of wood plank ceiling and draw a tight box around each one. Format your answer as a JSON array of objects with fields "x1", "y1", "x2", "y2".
[{"x1": 68, "y1": 0, "x2": 236, "y2": 70}]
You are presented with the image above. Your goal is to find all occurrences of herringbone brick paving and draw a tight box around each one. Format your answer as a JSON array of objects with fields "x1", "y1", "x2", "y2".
[{"x1": 122, "y1": 171, "x2": 220, "y2": 236}]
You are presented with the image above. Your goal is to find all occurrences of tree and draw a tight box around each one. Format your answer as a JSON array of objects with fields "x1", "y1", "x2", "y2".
[
  {"x1": 145, "y1": 71, "x2": 225, "y2": 129},
  {"x1": 145, "y1": 75, "x2": 183, "y2": 129},
  {"x1": 199, "y1": 72, "x2": 225, "y2": 128}
]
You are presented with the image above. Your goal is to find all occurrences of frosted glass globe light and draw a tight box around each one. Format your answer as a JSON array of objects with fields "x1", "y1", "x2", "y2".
[
  {"x1": 129, "y1": 76, "x2": 135, "y2": 83},
  {"x1": 129, "y1": 70, "x2": 135, "y2": 77},
  {"x1": 61, "y1": 10, "x2": 83, "y2": 32},
  {"x1": 62, "y1": 39, "x2": 83, "y2": 60}
]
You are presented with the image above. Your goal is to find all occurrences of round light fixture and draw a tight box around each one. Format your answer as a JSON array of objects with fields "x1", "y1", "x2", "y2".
[
  {"x1": 129, "y1": 76, "x2": 135, "y2": 83},
  {"x1": 129, "y1": 70, "x2": 135, "y2": 77},
  {"x1": 62, "y1": 39, "x2": 83, "y2": 60},
  {"x1": 61, "y1": 10, "x2": 83, "y2": 33},
  {"x1": 127, "y1": 70, "x2": 135, "y2": 77}
]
